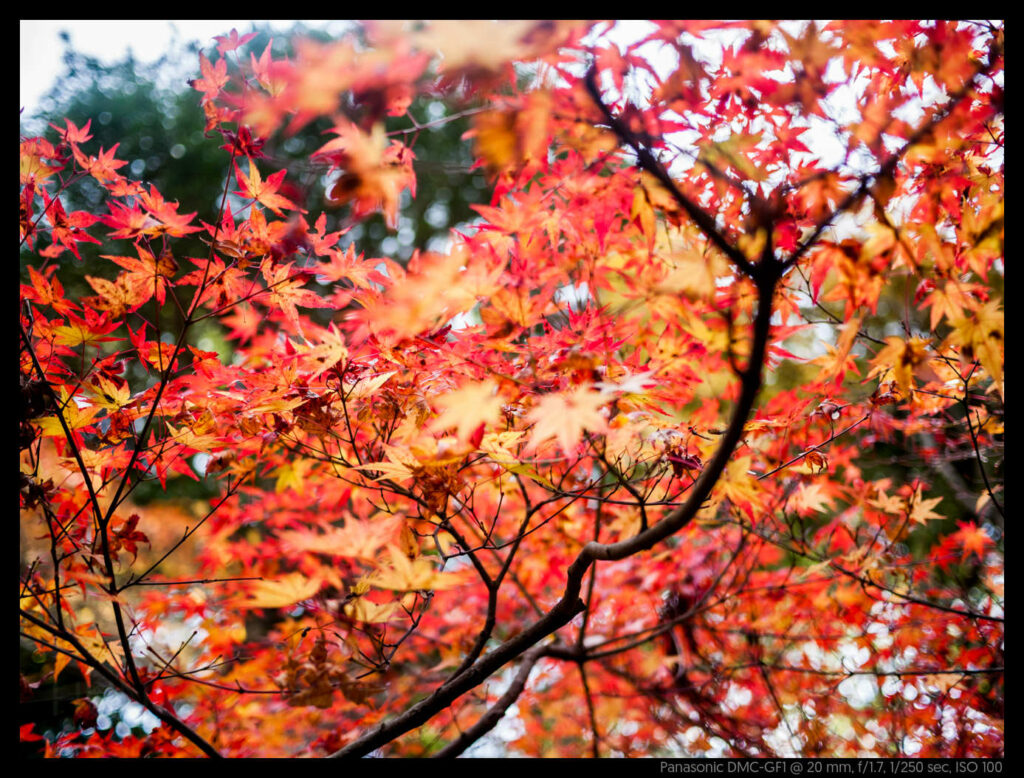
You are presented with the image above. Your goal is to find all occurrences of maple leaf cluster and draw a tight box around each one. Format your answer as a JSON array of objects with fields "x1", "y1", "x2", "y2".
[{"x1": 21, "y1": 20, "x2": 1002, "y2": 759}]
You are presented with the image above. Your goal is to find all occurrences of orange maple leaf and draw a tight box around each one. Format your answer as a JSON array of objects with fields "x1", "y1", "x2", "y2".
[
  {"x1": 315, "y1": 122, "x2": 415, "y2": 228},
  {"x1": 234, "y1": 160, "x2": 305, "y2": 216},
  {"x1": 20, "y1": 138, "x2": 62, "y2": 185},
  {"x1": 277, "y1": 514, "x2": 405, "y2": 562},
  {"x1": 101, "y1": 244, "x2": 178, "y2": 306},
  {"x1": 259, "y1": 260, "x2": 334, "y2": 330},
  {"x1": 84, "y1": 273, "x2": 148, "y2": 318},
  {"x1": 952, "y1": 520, "x2": 994, "y2": 562},
  {"x1": 315, "y1": 244, "x2": 391, "y2": 289},
  {"x1": 136, "y1": 184, "x2": 202, "y2": 237},
  {"x1": 72, "y1": 142, "x2": 128, "y2": 185},
  {"x1": 22, "y1": 265, "x2": 79, "y2": 316}
]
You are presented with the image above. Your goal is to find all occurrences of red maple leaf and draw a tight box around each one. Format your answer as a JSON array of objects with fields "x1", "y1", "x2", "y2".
[
  {"x1": 100, "y1": 199, "x2": 161, "y2": 240},
  {"x1": 137, "y1": 185, "x2": 202, "y2": 237},
  {"x1": 40, "y1": 190, "x2": 101, "y2": 259},
  {"x1": 109, "y1": 514, "x2": 150, "y2": 562},
  {"x1": 49, "y1": 117, "x2": 93, "y2": 145}
]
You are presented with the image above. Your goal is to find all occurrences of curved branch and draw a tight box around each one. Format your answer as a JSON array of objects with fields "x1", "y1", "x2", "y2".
[
  {"x1": 330, "y1": 589, "x2": 585, "y2": 757},
  {"x1": 330, "y1": 241, "x2": 783, "y2": 758},
  {"x1": 432, "y1": 643, "x2": 547, "y2": 758}
]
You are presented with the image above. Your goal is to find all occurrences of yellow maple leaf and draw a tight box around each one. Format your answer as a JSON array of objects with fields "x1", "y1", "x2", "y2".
[
  {"x1": 698, "y1": 132, "x2": 768, "y2": 182},
  {"x1": 947, "y1": 298, "x2": 1003, "y2": 397},
  {"x1": 715, "y1": 455, "x2": 762, "y2": 520},
  {"x1": 20, "y1": 139, "x2": 61, "y2": 184},
  {"x1": 344, "y1": 370, "x2": 396, "y2": 401},
  {"x1": 811, "y1": 314, "x2": 862, "y2": 384},
  {"x1": 867, "y1": 336, "x2": 935, "y2": 394},
  {"x1": 165, "y1": 423, "x2": 219, "y2": 454},
  {"x1": 86, "y1": 374, "x2": 132, "y2": 413},
  {"x1": 296, "y1": 323, "x2": 348, "y2": 378},
  {"x1": 477, "y1": 430, "x2": 555, "y2": 486},
  {"x1": 787, "y1": 482, "x2": 835, "y2": 516},
  {"x1": 274, "y1": 458, "x2": 313, "y2": 493},
  {"x1": 35, "y1": 389, "x2": 99, "y2": 439},
  {"x1": 49, "y1": 623, "x2": 126, "y2": 686},
  {"x1": 344, "y1": 597, "x2": 400, "y2": 624},
  {"x1": 240, "y1": 572, "x2": 322, "y2": 609},
  {"x1": 867, "y1": 483, "x2": 905, "y2": 515},
  {"x1": 526, "y1": 385, "x2": 608, "y2": 454},
  {"x1": 654, "y1": 248, "x2": 718, "y2": 301},
  {"x1": 431, "y1": 380, "x2": 504, "y2": 441},
  {"x1": 412, "y1": 20, "x2": 579, "y2": 75},
  {"x1": 800, "y1": 557, "x2": 836, "y2": 580},
  {"x1": 349, "y1": 444, "x2": 418, "y2": 482},
  {"x1": 922, "y1": 281, "x2": 978, "y2": 332},
  {"x1": 479, "y1": 430, "x2": 526, "y2": 464},
  {"x1": 370, "y1": 545, "x2": 466, "y2": 591},
  {"x1": 907, "y1": 487, "x2": 944, "y2": 525}
]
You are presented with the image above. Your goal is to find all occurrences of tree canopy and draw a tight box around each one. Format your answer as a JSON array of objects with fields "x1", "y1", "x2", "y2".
[{"x1": 20, "y1": 20, "x2": 1003, "y2": 758}]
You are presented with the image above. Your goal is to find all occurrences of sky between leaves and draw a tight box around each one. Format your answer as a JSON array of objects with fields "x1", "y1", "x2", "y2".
[{"x1": 20, "y1": 21, "x2": 350, "y2": 122}]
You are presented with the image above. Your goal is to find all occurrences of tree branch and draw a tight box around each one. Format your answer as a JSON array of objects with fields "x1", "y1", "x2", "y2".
[
  {"x1": 432, "y1": 643, "x2": 547, "y2": 758},
  {"x1": 331, "y1": 210, "x2": 783, "y2": 758},
  {"x1": 583, "y1": 64, "x2": 757, "y2": 278}
]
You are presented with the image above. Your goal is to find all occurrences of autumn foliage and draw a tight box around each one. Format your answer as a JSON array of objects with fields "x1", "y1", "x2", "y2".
[{"x1": 20, "y1": 20, "x2": 1003, "y2": 758}]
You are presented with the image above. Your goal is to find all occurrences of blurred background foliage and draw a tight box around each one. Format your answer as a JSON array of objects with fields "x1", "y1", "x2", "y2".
[
  {"x1": 21, "y1": 22, "x2": 490, "y2": 265},
  {"x1": 20, "y1": 21, "x2": 492, "y2": 506}
]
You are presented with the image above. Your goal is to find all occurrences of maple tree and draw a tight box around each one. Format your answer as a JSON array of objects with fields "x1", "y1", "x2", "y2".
[{"x1": 20, "y1": 20, "x2": 1003, "y2": 758}]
